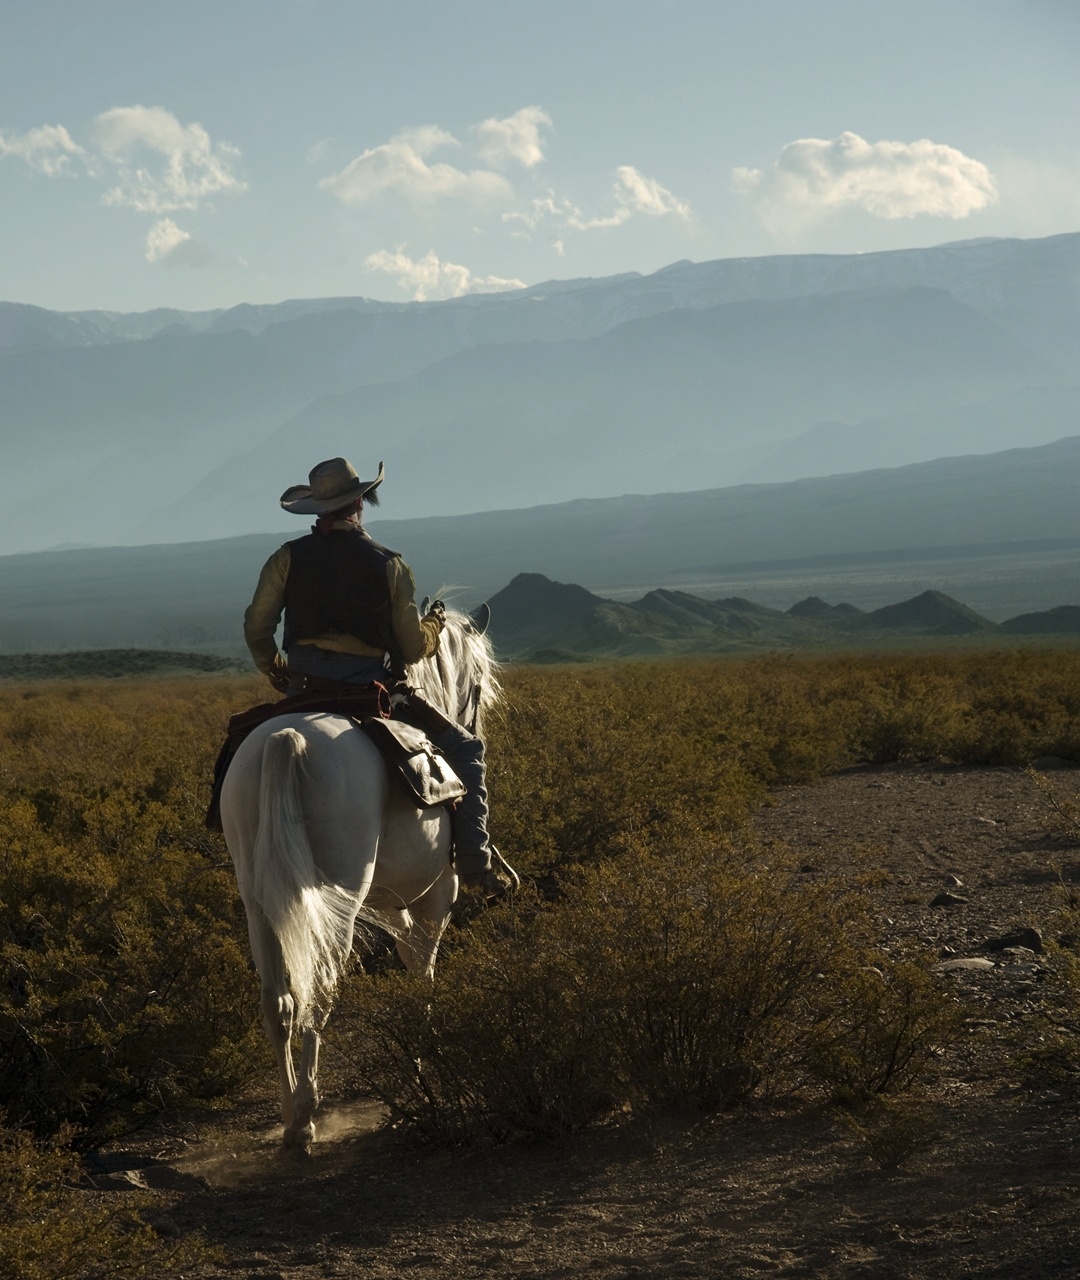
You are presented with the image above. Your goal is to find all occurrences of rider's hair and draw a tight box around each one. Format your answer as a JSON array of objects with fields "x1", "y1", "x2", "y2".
[{"x1": 326, "y1": 497, "x2": 363, "y2": 520}]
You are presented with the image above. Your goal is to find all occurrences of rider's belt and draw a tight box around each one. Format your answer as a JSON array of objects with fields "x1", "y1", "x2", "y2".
[{"x1": 290, "y1": 671, "x2": 387, "y2": 697}]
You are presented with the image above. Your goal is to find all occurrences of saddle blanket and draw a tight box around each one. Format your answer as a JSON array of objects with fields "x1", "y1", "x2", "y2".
[{"x1": 204, "y1": 686, "x2": 464, "y2": 831}]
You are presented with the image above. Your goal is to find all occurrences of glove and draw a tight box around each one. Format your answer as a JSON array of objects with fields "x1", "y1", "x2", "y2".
[
  {"x1": 425, "y1": 598, "x2": 447, "y2": 631},
  {"x1": 267, "y1": 653, "x2": 290, "y2": 693}
]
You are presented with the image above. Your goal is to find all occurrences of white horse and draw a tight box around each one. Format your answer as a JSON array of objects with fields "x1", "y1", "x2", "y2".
[{"x1": 220, "y1": 609, "x2": 500, "y2": 1151}]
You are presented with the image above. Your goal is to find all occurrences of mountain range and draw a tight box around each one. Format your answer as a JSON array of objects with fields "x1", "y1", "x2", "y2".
[
  {"x1": 484, "y1": 574, "x2": 1043, "y2": 660},
  {"x1": 2, "y1": 231, "x2": 1079, "y2": 555},
  {"x1": 3, "y1": 433, "x2": 1080, "y2": 654}
]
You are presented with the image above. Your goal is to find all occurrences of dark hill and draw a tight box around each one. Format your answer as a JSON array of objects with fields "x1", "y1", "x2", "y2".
[
  {"x1": 1000, "y1": 605, "x2": 1080, "y2": 635},
  {"x1": 480, "y1": 572, "x2": 603, "y2": 630},
  {"x1": 787, "y1": 596, "x2": 865, "y2": 621},
  {"x1": 486, "y1": 574, "x2": 667, "y2": 658},
  {"x1": 866, "y1": 590, "x2": 997, "y2": 635},
  {"x1": 632, "y1": 588, "x2": 727, "y2": 626},
  {"x1": 485, "y1": 575, "x2": 1016, "y2": 659},
  {"x1": 0, "y1": 650, "x2": 239, "y2": 680},
  {"x1": 629, "y1": 590, "x2": 802, "y2": 642}
]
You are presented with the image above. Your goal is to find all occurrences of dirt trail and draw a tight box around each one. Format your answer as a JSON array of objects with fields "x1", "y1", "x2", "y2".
[{"x1": 93, "y1": 763, "x2": 1080, "y2": 1279}]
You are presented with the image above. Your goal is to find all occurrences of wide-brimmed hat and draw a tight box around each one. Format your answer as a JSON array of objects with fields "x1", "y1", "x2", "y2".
[{"x1": 279, "y1": 457, "x2": 384, "y2": 515}]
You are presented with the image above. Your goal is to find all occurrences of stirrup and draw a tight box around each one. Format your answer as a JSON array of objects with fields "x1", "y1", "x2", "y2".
[{"x1": 490, "y1": 846, "x2": 521, "y2": 892}]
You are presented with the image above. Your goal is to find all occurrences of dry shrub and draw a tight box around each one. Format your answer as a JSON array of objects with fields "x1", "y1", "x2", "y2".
[
  {"x1": 488, "y1": 648, "x2": 1080, "y2": 877},
  {"x1": 3, "y1": 648, "x2": 1080, "y2": 1150},
  {"x1": 1021, "y1": 899, "x2": 1080, "y2": 1096},
  {"x1": 839, "y1": 1095, "x2": 943, "y2": 1171},
  {"x1": 851, "y1": 667, "x2": 968, "y2": 763},
  {"x1": 338, "y1": 841, "x2": 952, "y2": 1144},
  {"x1": 486, "y1": 666, "x2": 764, "y2": 878},
  {"x1": 0, "y1": 1120, "x2": 209, "y2": 1280},
  {"x1": 337, "y1": 901, "x2": 615, "y2": 1144},
  {"x1": 0, "y1": 678, "x2": 265, "y2": 1144},
  {"x1": 808, "y1": 960, "x2": 960, "y2": 1104}
]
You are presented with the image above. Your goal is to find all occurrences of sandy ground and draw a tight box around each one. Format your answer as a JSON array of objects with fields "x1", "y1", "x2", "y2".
[{"x1": 89, "y1": 762, "x2": 1080, "y2": 1279}]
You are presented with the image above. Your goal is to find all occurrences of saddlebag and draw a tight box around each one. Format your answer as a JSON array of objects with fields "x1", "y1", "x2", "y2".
[{"x1": 360, "y1": 717, "x2": 466, "y2": 809}]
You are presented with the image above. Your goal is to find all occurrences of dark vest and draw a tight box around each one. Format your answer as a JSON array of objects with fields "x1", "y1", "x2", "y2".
[{"x1": 283, "y1": 528, "x2": 405, "y2": 673}]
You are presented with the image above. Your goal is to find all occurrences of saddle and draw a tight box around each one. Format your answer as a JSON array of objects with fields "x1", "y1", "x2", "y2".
[{"x1": 204, "y1": 681, "x2": 464, "y2": 832}]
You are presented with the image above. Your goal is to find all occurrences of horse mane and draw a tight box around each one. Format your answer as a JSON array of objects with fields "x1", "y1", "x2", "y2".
[{"x1": 406, "y1": 605, "x2": 502, "y2": 735}]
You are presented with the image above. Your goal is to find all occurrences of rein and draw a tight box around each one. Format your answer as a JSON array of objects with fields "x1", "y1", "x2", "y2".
[{"x1": 460, "y1": 681, "x2": 482, "y2": 735}]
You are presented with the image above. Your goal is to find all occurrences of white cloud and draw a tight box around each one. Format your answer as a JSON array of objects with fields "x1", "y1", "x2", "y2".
[
  {"x1": 735, "y1": 131, "x2": 997, "y2": 226},
  {"x1": 92, "y1": 105, "x2": 245, "y2": 213},
  {"x1": 505, "y1": 167, "x2": 690, "y2": 235},
  {"x1": 614, "y1": 165, "x2": 690, "y2": 218},
  {"x1": 364, "y1": 249, "x2": 525, "y2": 301},
  {"x1": 504, "y1": 193, "x2": 575, "y2": 232},
  {"x1": 144, "y1": 217, "x2": 214, "y2": 267},
  {"x1": 321, "y1": 126, "x2": 511, "y2": 205},
  {"x1": 0, "y1": 123, "x2": 85, "y2": 175},
  {"x1": 474, "y1": 106, "x2": 551, "y2": 168},
  {"x1": 569, "y1": 209, "x2": 630, "y2": 230}
]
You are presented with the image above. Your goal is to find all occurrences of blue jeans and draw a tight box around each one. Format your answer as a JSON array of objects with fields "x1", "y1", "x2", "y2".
[{"x1": 286, "y1": 644, "x2": 388, "y2": 690}]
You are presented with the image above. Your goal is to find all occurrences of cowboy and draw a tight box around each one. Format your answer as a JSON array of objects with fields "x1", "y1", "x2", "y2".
[{"x1": 243, "y1": 456, "x2": 502, "y2": 896}]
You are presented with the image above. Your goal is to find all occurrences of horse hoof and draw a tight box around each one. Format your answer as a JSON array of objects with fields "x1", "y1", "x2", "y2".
[{"x1": 280, "y1": 1122, "x2": 315, "y2": 1155}]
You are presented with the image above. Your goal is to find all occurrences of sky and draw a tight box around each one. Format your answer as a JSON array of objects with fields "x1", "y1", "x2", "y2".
[{"x1": 2, "y1": 0, "x2": 1080, "y2": 314}]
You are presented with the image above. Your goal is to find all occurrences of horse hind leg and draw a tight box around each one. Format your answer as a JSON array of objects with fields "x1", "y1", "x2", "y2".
[
  {"x1": 283, "y1": 1026, "x2": 322, "y2": 1152},
  {"x1": 261, "y1": 981, "x2": 298, "y2": 1130},
  {"x1": 395, "y1": 866, "x2": 458, "y2": 980},
  {"x1": 366, "y1": 883, "x2": 453, "y2": 980},
  {"x1": 247, "y1": 908, "x2": 302, "y2": 1133}
]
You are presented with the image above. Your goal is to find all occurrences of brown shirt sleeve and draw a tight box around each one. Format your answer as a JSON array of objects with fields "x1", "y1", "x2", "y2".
[
  {"x1": 243, "y1": 544, "x2": 290, "y2": 675},
  {"x1": 388, "y1": 555, "x2": 441, "y2": 664}
]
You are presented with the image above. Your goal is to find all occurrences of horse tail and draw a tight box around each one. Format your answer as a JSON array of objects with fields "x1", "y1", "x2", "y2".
[{"x1": 252, "y1": 727, "x2": 356, "y2": 1028}]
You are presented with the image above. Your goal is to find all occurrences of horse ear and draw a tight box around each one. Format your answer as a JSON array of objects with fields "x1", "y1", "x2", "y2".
[
  {"x1": 470, "y1": 602, "x2": 491, "y2": 636},
  {"x1": 419, "y1": 596, "x2": 430, "y2": 616}
]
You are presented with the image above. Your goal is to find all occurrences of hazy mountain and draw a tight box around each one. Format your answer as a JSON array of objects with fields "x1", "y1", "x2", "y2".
[
  {"x1": 144, "y1": 285, "x2": 1061, "y2": 544},
  {"x1": 3, "y1": 231, "x2": 1080, "y2": 555},
  {"x1": 3, "y1": 435, "x2": 1080, "y2": 653},
  {"x1": 744, "y1": 383, "x2": 1080, "y2": 483},
  {"x1": 6, "y1": 231, "x2": 1079, "y2": 367},
  {"x1": 0, "y1": 307, "x2": 496, "y2": 553}
]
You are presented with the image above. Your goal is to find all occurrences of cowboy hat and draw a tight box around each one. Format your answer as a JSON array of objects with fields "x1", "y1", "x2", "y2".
[{"x1": 279, "y1": 457, "x2": 384, "y2": 515}]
